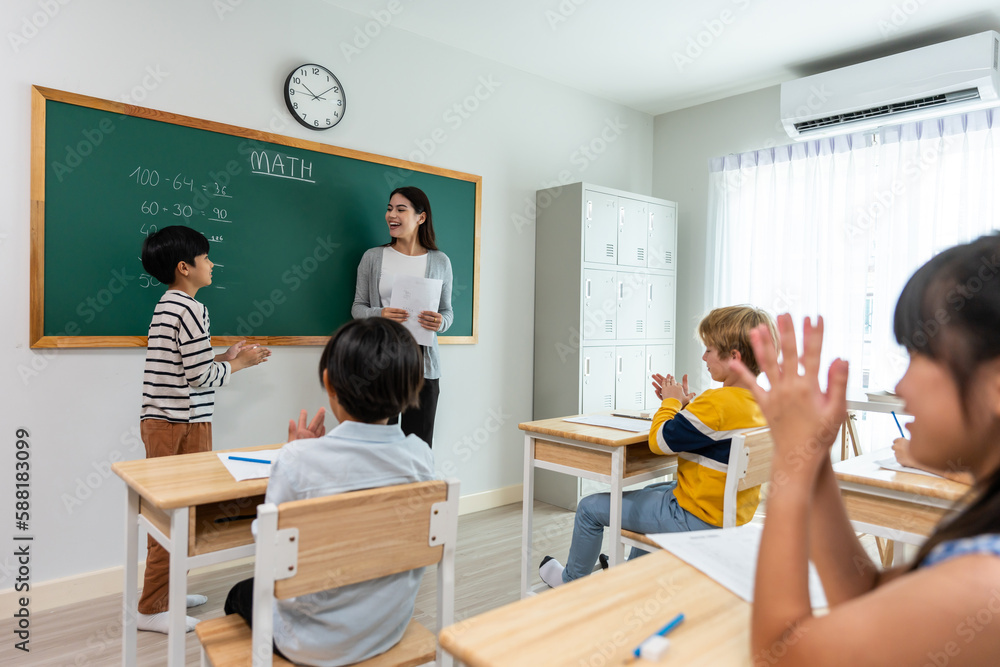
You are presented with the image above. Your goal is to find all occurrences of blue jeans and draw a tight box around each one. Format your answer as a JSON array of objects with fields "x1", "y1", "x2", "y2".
[{"x1": 563, "y1": 481, "x2": 716, "y2": 582}]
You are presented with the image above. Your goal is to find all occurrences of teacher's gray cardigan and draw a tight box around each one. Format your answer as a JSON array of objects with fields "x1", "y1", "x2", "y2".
[{"x1": 351, "y1": 246, "x2": 453, "y2": 379}]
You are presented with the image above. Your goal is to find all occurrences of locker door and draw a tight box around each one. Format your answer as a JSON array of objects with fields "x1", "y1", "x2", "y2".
[
  {"x1": 618, "y1": 197, "x2": 648, "y2": 268},
  {"x1": 583, "y1": 191, "x2": 617, "y2": 265},
  {"x1": 582, "y1": 347, "x2": 616, "y2": 413},
  {"x1": 646, "y1": 274, "x2": 675, "y2": 339},
  {"x1": 616, "y1": 272, "x2": 647, "y2": 340},
  {"x1": 645, "y1": 344, "x2": 675, "y2": 410},
  {"x1": 647, "y1": 203, "x2": 676, "y2": 271},
  {"x1": 582, "y1": 269, "x2": 616, "y2": 340},
  {"x1": 615, "y1": 346, "x2": 646, "y2": 411}
]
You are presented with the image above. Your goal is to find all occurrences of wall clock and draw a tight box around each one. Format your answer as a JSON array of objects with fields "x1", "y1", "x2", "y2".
[{"x1": 283, "y1": 63, "x2": 346, "y2": 130}]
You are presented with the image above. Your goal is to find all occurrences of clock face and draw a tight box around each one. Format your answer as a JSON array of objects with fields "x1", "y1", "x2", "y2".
[{"x1": 284, "y1": 64, "x2": 346, "y2": 130}]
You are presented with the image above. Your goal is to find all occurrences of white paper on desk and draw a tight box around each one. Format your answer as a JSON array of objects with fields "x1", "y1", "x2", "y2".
[
  {"x1": 217, "y1": 449, "x2": 281, "y2": 482},
  {"x1": 389, "y1": 274, "x2": 443, "y2": 346},
  {"x1": 649, "y1": 524, "x2": 828, "y2": 608},
  {"x1": 873, "y1": 456, "x2": 943, "y2": 478},
  {"x1": 563, "y1": 415, "x2": 650, "y2": 433}
]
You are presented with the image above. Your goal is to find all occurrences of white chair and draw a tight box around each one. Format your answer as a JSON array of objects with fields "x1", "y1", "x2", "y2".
[
  {"x1": 621, "y1": 427, "x2": 773, "y2": 551},
  {"x1": 196, "y1": 479, "x2": 459, "y2": 667}
]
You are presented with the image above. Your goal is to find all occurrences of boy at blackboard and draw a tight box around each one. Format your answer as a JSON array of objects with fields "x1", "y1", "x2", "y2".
[{"x1": 137, "y1": 225, "x2": 270, "y2": 633}]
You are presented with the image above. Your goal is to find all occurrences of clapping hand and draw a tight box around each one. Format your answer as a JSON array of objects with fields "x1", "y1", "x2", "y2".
[
  {"x1": 730, "y1": 314, "x2": 849, "y2": 481},
  {"x1": 287, "y1": 408, "x2": 326, "y2": 442},
  {"x1": 652, "y1": 373, "x2": 696, "y2": 407}
]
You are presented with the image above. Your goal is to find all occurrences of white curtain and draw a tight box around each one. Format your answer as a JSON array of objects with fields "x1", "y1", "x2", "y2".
[
  {"x1": 869, "y1": 110, "x2": 1000, "y2": 392},
  {"x1": 708, "y1": 134, "x2": 875, "y2": 395},
  {"x1": 709, "y1": 110, "x2": 1000, "y2": 400}
]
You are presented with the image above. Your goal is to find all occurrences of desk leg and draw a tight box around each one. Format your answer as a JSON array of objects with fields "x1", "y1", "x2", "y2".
[
  {"x1": 608, "y1": 448, "x2": 624, "y2": 566},
  {"x1": 167, "y1": 507, "x2": 189, "y2": 666},
  {"x1": 122, "y1": 488, "x2": 139, "y2": 667},
  {"x1": 846, "y1": 413, "x2": 862, "y2": 458},
  {"x1": 521, "y1": 435, "x2": 535, "y2": 599}
]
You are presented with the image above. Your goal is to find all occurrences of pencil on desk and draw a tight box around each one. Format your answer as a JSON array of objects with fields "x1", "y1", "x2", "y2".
[{"x1": 227, "y1": 455, "x2": 272, "y2": 465}]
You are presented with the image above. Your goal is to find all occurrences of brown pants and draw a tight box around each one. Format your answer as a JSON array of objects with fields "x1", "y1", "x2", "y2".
[{"x1": 137, "y1": 419, "x2": 212, "y2": 614}]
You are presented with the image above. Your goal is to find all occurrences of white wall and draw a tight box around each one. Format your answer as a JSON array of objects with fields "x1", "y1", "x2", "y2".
[
  {"x1": 0, "y1": 0, "x2": 652, "y2": 588},
  {"x1": 651, "y1": 86, "x2": 788, "y2": 388}
]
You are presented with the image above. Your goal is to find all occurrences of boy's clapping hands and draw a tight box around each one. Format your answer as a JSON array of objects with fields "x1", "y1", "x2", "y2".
[
  {"x1": 288, "y1": 408, "x2": 326, "y2": 442},
  {"x1": 651, "y1": 372, "x2": 696, "y2": 407}
]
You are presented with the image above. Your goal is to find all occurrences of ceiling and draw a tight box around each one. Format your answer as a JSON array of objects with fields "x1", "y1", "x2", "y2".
[{"x1": 324, "y1": 0, "x2": 1000, "y2": 115}]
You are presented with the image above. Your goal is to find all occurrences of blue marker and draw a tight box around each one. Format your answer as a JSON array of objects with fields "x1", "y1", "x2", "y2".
[
  {"x1": 891, "y1": 411, "x2": 905, "y2": 438},
  {"x1": 633, "y1": 613, "x2": 685, "y2": 657},
  {"x1": 228, "y1": 455, "x2": 272, "y2": 465}
]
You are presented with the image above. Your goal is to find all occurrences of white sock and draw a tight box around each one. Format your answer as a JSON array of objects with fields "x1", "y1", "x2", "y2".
[
  {"x1": 136, "y1": 611, "x2": 200, "y2": 634},
  {"x1": 187, "y1": 594, "x2": 208, "y2": 608},
  {"x1": 539, "y1": 556, "x2": 565, "y2": 588}
]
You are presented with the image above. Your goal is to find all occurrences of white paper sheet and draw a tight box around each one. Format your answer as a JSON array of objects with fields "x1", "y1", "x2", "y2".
[
  {"x1": 872, "y1": 451, "x2": 943, "y2": 478},
  {"x1": 389, "y1": 274, "x2": 443, "y2": 346},
  {"x1": 563, "y1": 415, "x2": 651, "y2": 433},
  {"x1": 217, "y1": 449, "x2": 281, "y2": 481},
  {"x1": 649, "y1": 523, "x2": 828, "y2": 608}
]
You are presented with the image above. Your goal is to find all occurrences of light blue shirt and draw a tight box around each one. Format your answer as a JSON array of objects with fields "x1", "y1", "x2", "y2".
[{"x1": 265, "y1": 421, "x2": 435, "y2": 666}]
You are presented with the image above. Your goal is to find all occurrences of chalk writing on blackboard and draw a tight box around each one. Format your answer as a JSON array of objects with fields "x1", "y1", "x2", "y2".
[{"x1": 249, "y1": 150, "x2": 315, "y2": 183}]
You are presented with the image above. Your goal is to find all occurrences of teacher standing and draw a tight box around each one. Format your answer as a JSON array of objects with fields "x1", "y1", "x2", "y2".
[{"x1": 351, "y1": 186, "x2": 453, "y2": 447}]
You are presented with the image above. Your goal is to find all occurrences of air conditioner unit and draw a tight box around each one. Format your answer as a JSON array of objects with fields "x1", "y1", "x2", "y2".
[{"x1": 780, "y1": 30, "x2": 1000, "y2": 140}]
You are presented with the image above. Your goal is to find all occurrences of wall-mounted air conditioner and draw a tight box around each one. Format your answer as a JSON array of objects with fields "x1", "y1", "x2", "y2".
[{"x1": 780, "y1": 30, "x2": 1000, "y2": 140}]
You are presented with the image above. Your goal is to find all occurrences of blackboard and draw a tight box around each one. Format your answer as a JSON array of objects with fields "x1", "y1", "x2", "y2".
[{"x1": 30, "y1": 86, "x2": 480, "y2": 348}]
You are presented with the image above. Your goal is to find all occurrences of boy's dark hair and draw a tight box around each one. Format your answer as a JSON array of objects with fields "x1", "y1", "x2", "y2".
[
  {"x1": 698, "y1": 305, "x2": 778, "y2": 376},
  {"x1": 387, "y1": 186, "x2": 438, "y2": 251},
  {"x1": 895, "y1": 234, "x2": 1000, "y2": 569},
  {"x1": 141, "y1": 226, "x2": 210, "y2": 285},
  {"x1": 318, "y1": 318, "x2": 423, "y2": 424}
]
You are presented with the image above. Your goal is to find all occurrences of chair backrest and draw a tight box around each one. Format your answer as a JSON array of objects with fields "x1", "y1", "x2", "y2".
[
  {"x1": 721, "y1": 427, "x2": 773, "y2": 529},
  {"x1": 251, "y1": 478, "x2": 459, "y2": 667}
]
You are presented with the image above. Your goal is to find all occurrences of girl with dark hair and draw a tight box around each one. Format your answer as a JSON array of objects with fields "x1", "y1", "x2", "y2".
[
  {"x1": 351, "y1": 186, "x2": 453, "y2": 446},
  {"x1": 732, "y1": 234, "x2": 1000, "y2": 665}
]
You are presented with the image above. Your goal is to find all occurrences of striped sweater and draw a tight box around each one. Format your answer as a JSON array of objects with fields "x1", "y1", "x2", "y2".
[
  {"x1": 140, "y1": 290, "x2": 231, "y2": 423},
  {"x1": 648, "y1": 387, "x2": 766, "y2": 527}
]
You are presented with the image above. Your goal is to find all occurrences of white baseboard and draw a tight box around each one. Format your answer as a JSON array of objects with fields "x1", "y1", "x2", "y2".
[
  {"x1": 2, "y1": 484, "x2": 522, "y2": 614},
  {"x1": 458, "y1": 483, "x2": 522, "y2": 515}
]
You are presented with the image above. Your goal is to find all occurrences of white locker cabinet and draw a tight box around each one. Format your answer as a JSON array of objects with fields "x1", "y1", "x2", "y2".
[
  {"x1": 582, "y1": 347, "x2": 616, "y2": 413},
  {"x1": 618, "y1": 198, "x2": 648, "y2": 268},
  {"x1": 532, "y1": 182, "x2": 677, "y2": 510},
  {"x1": 616, "y1": 272, "x2": 647, "y2": 340},
  {"x1": 645, "y1": 344, "x2": 675, "y2": 410},
  {"x1": 615, "y1": 346, "x2": 646, "y2": 411},
  {"x1": 582, "y1": 269, "x2": 616, "y2": 340},
  {"x1": 647, "y1": 202, "x2": 677, "y2": 272},
  {"x1": 646, "y1": 274, "x2": 675, "y2": 339},
  {"x1": 583, "y1": 191, "x2": 617, "y2": 265}
]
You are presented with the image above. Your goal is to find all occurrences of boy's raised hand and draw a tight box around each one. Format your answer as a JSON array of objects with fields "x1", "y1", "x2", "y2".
[
  {"x1": 730, "y1": 314, "x2": 848, "y2": 482},
  {"x1": 288, "y1": 408, "x2": 326, "y2": 442}
]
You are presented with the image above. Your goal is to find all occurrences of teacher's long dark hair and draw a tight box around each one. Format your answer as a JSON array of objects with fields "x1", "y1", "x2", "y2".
[
  {"x1": 898, "y1": 234, "x2": 1000, "y2": 569},
  {"x1": 387, "y1": 186, "x2": 438, "y2": 251}
]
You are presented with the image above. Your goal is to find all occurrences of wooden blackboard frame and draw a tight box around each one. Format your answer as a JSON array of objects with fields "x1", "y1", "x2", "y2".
[{"x1": 30, "y1": 85, "x2": 481, "y2": 348}]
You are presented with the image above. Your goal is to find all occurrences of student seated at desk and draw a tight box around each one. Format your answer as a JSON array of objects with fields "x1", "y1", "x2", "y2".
[
  {"x1": 737, "y1": 235, "x2": 1000, "y2": 665},
  {"x1": 224, "y1": 318, "x2": 435, "y2": 667},
  {"x1": 540, "y1": 306, "x2": 778, "y2": 587}
]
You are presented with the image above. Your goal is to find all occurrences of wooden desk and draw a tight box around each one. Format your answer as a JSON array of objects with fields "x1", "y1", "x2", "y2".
[
  {"x1": 519, "y1": 416, "x2": 676, "y2": 598},
  {"x1": 833, "y1": 451, "x2": 968, "y2": 565},
  {"x1": 440, "y1": 549, "x2": 751, "y2": 666},
  {"x1": 112, "y1": 443, "x2": 281, "y2": 667}
]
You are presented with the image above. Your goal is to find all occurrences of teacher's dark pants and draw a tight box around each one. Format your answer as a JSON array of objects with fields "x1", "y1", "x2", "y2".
[{"x1": 390, "y1": 378, "x2": 439, "y2": 447}]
